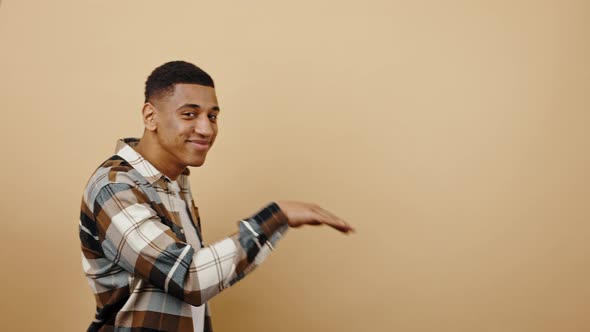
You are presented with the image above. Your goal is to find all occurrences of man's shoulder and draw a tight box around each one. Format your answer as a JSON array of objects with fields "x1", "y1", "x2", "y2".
[{"x1": 82, "y1": 155, "x2": 149, "y2": 206}]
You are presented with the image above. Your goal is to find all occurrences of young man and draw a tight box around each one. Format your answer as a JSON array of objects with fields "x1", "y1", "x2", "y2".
[{"x1": 79, "y1": 61, "x2": 354, "y2": 332}]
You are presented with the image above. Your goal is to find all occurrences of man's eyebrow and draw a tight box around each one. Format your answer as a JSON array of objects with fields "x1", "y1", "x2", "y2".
[{"x1": 176, "y1": 104, "x2": 221, "y2": 111}]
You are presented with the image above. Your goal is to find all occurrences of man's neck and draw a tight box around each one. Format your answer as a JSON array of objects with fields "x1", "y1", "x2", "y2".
[{"x1": 133, "y1": 135, "x2": 185, "y2": 181}]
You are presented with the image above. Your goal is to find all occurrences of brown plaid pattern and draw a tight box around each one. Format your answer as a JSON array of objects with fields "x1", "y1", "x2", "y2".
[{"x1": 79, "y1": 138, "x2": 288, "y2": 331}]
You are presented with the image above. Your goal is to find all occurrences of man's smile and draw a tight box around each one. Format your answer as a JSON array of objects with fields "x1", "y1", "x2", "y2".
[{"x1": 186, "y1": 139, "x2": 210, "y2": 151}]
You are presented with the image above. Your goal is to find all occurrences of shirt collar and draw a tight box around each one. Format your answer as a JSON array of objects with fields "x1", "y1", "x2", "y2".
[{"x1": 115, "y1": 138, "x2": 190, "y2": 185}]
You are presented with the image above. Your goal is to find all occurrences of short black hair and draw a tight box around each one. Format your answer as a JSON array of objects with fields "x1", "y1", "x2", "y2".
[{"x1": 144, "y1": 60, "x2": 214, "y2": 102}]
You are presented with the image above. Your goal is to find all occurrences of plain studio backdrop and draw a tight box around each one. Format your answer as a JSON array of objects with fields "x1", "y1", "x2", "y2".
[{"x1": 0, "y1": 1, "x2": 589, "y2": 331}]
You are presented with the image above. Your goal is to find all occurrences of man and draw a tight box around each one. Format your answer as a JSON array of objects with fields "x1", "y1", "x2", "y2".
[{"x1": 79, "y1": 60, "x2": 354, "y2": 332}]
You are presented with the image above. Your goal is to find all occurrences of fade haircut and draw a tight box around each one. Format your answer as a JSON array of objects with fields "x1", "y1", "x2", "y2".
[{"x1": 144, "y1": 60, "x2": 214, "y2": 102}]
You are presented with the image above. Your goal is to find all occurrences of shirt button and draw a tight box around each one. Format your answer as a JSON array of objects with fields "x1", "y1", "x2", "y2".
[{"x1": 180, "y1": 229, "x2": 185, "y2": 234}]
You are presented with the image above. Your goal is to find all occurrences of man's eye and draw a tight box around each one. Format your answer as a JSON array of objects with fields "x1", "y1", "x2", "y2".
[
  {"x1": 183, "y1": 112, "x2": 197, "y2": 118},
  {"x1": 208, "y1": 114, "x2": 218, "y2": 120}
]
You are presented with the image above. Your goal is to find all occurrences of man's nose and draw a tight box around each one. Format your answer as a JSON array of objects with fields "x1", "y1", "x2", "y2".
[{"x1": 194, "y1": 116, "x2": 214, "y2": 137}]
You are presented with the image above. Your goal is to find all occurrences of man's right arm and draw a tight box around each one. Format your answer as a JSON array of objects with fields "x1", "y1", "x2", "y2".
[{"x1": 84, "y1": 180, "x2": 354, "y2": 306}]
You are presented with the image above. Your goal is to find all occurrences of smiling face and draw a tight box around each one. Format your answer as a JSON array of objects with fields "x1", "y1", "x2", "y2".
[{"x1": 142, "y1": 83, "x2": 220, "y2": 176}]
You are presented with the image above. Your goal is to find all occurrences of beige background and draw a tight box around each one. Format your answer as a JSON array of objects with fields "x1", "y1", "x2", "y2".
[{"x1": 1, "y1": 0, "x2": 589, "y2": 331}]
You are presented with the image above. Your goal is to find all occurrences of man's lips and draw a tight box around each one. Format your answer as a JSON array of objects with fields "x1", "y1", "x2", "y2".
[{"x1": 186, "y1": 140, "x2": 210, "y2": 151}]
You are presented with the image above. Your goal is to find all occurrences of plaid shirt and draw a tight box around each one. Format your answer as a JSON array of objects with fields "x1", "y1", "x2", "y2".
[{"x1": 79, "y1": 138, "x2": 289, "y2": 331}]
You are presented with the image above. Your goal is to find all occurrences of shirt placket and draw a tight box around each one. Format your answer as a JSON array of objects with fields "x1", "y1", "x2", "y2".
[{"x1": 168, "y1": 180, "x2": 201, "y2": 249}]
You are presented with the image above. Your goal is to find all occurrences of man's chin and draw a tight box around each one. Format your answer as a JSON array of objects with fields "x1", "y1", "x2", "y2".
[{"x1": 188, "y1": 158, "x2": 207, "y2": 167}]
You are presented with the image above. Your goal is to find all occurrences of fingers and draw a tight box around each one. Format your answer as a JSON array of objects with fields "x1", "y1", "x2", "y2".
[
  {"x1": 312, "y1": 206, "x2": 355, "y2": 234},
  {"x1": 277, "y1": 200, "x2": 355, "y2": 234}
]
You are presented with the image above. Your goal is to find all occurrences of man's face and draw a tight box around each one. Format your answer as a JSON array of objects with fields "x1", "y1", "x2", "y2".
[{"x1": 150, "y1": 83, "x2": 219, "y2": 169}]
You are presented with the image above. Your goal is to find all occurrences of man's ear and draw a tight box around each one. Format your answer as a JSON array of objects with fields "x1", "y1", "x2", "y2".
[{"x1": 142, "y1": 102, "x2": 158, "y2": 131}]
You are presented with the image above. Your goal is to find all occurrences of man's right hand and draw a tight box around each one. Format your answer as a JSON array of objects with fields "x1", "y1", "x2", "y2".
[{"x1": 275, "y1": 201, "x2": 355, "y2": 234}]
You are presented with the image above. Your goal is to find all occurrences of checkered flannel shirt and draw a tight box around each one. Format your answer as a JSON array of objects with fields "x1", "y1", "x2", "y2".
[{"x1": 79, "y1": 138, "x2": 289, "y2": 331}]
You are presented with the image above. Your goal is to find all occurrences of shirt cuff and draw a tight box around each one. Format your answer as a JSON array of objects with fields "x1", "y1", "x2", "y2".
[{"x1": 254, "y1": 202, "x2": 288, "y2": 235}]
